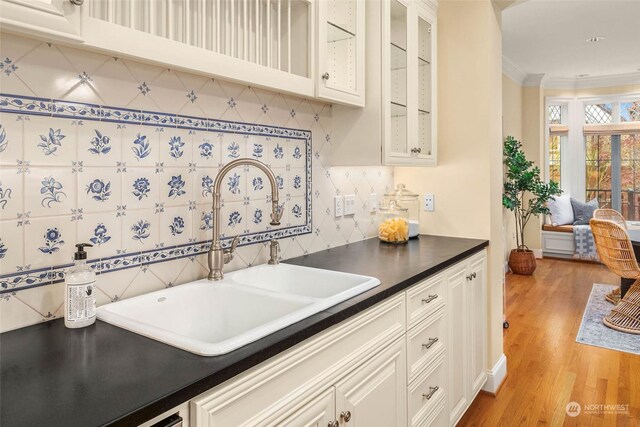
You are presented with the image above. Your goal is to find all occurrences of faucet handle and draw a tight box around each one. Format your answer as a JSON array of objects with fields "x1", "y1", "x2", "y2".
[
  {"x1": 270, "y1": 203, "x2": 284, "y2": 226},
  {"x1": 228, "y1": 235, "x2": 240, "y2": 253},
  {"x1": 223, "y1": 236, "x2": 240, "y2": 264}
]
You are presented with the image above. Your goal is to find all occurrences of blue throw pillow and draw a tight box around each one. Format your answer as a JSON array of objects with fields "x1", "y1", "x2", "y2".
[{"x1": 570, "y1": 198, "x2": 599, "y2": 225}]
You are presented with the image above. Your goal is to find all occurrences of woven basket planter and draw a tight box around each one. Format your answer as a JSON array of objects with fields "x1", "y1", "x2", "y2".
[{"x1": 508, "y1": 249, "x2": 536, "y2": 275}]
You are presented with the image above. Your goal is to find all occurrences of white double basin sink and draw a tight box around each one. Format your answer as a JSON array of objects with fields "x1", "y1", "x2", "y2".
[{"x1": 96, "y1": 264, "x2": 380, "y2": 356}]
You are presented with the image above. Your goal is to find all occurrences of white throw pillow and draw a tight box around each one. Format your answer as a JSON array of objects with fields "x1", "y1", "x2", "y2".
[{"x1": 547, "y1": 194, "x2": 574, "y2": 226}]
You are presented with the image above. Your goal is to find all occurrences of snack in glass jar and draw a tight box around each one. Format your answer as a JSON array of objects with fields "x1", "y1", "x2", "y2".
[{"x1": 378, "y1": 217, "x2": 409, "y2": 243}]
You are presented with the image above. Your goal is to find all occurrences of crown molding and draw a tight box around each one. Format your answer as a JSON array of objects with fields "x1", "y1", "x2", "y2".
[
  {"x1": 523, "y1": 73, "x2": 546, "y2": 87},
  {"x1": 502, "y1": 55, "x2": 527, "y2": 85},
  {"x1": 543, "y1": 72, "x2": 640, "y2": 90}
]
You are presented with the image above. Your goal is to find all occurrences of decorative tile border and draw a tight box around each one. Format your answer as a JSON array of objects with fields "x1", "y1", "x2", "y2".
[{"x1": 0, "y1": 93, "x2": 312, "y2": 293}]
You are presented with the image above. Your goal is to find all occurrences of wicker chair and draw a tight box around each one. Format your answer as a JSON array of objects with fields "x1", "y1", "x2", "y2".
[
  {"x1": 589, "y1": 218, "x2": 640, "y2": 335},
  {"x1": 593, "y1": 209, "x2": 627, "y2": 303},
  {"x1": 594, "y1": 208, "x2": 627, "y2": 229}
]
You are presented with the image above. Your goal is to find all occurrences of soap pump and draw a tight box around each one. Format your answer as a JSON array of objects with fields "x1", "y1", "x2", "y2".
[{"x1": 64, "y1": 243, "x2": 96, "y2": 328}]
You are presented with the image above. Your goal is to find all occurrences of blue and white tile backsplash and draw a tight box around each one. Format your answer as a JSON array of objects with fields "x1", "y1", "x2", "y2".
[
  {"x1": 0, "y1": 93, "x2": 312, "y2": 287},
  {"x1": 0, "y1": 33, "x2": 393, "y2": 332}
]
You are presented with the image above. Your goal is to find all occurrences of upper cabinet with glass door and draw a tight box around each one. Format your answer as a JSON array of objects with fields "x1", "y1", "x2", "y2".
[
  {"x1": 384, "y1": 1, "x2": 436, "y2": 165},
  {"x1": 317, "y1": 0, "x2": 366, "y2": 106},
  {"x1": 329, "y1": 0, "x2": 437, "y2": 167},
  {"x1": 383, "y1": 0, "x2": 437, "y2": 165},
  {"x1": 416, "y1": 7, "x2": 435, "y2": 162}
]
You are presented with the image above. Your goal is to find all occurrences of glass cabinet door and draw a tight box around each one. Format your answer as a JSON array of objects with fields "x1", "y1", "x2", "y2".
[
  {"x1": 389, "y1": 0, "x2": 409, "y2": 157},
  {"x1": 318, "y1": 0, "x2": 365, "y2": 106},
  {"x1": 417, "y1": 13, "x2": 432, "y2": 158}
]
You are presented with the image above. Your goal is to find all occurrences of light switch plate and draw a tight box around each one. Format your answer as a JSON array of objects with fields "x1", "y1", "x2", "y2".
[
  {"x1": 334, "y1": 195, "x2": 344, "y2": 217},
  {"x1": 344, "y1": 194, "x2": 356, "y2": 216},
  {"x1": 424, "y1": 193, "x2": 435, "y2": 212}
]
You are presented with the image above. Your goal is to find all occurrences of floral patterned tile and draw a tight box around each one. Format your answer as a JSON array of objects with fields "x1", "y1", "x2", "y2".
[
  {"x1": 0, "y1": 167, "x2": 23, "y2": 220},
  {"x1": 23, "y1": 216, "x2": 76, "y2": 270},
  {"x1": 121, "y1": 209, "x2": 159, "y2": 253},
  {"x1": 0, "y1": 113, "x2": 23, "y2": 166},
  {"x1": 25, "y1": 170, "x2": 76, "y2": 218}
]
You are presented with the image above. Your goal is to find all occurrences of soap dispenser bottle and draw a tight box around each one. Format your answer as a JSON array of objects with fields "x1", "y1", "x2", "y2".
[{"x1": 65, "y1": 243, "x2": 96, "y2": 328}]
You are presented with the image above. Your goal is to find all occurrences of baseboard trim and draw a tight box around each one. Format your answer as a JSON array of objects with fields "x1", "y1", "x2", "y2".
[
  {"x1": 533, "y1": 249, "x2": 543, "y2": 259},
  {"x1": 481, "y1": 353, "x2": 507, "y2": 395}
]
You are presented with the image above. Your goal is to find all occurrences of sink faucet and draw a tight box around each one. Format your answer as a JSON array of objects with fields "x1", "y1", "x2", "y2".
[{"x1": 208, "y1": 158, "x2": 283, "y2": 281}]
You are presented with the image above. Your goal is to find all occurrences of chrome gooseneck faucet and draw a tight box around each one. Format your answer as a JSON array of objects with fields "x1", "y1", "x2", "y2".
[{"x1": 208, "y1": 158, "x2": 283, "y2": 281}]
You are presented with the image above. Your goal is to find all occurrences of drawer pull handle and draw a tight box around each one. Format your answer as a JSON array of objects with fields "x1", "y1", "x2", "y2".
[
  {"x1": 421, "y1": 294, "x2": 438, "y2": 304},
  {"x1": 422, "y1": 386, "x2": 439, "y2": 400},
  {"x1": 422, "y1": 337, "x2": 439, "y2": 349},
  {"x1": 340, "y1": 411, "x2": 352, "y2": 422},
  {"x1": 328, "y1": 421, "x2": 339, "y2": 427}
]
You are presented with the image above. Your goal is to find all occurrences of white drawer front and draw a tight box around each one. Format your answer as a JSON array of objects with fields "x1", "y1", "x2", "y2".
[
  {"x1": 407, "y1": 308, "x2": 446, "y2": 382},
  {"x1": 406, "y1": 273, "x2": 446, "y2": 329},
  {"x1": 408, "y1": 352, "x2": 446, "y2": 427},
  {"x1": 424, "y1": 396, "x2": 447, "y2": 427}
]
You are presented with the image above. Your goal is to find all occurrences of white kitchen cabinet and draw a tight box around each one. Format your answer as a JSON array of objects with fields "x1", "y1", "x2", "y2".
[
  {"x1": 330, "y1": 0, "x2": 437, "y2": 166},
  {"x1": 190, "y1": 294, "x2": 406, "y2": 427},
  {"x1": 447, "y1": 251, "x2": 487, "y2": 426},
  {"x1": 188, "y1": 249, "x2": 486, "y2": 427},
  {"x1": 0, "y1": 0, "x2": 315, "y2": 98},
  {"x1": 446, "y1": 263, "x2": 469, "y2": 425},
  {"x1": 277, "y1": 387, "x2": 336, "y2": 427},
  {"x1": 0, "y1": 0, "x2": 82, "y2": 43},
  {"x1": 316, "y1": 0, "x2": 365, "y2": 106},
  {"x1": 0, "y1": 0, "x2": 368, "y2": 105},
  {"x1": 335, "y1": 339, "x2": 407, "y2": 427},
  {"x1": 468, "y1": 253, "x2": 487, "y2": 399}
]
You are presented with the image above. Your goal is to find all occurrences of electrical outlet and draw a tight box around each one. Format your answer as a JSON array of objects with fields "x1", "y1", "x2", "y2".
[
  {"x1": 334, "y1": 195, "x2": 344, "y2": 217},
  {"x1": 424, "y1": 193, "x2": 435, "y2": 212},
  {"x1": 369, "y1": 193, "x2": 378, "y2": 213},
  {"x1": 344, "y1": 194, "x2": 356, "y2": 216}
]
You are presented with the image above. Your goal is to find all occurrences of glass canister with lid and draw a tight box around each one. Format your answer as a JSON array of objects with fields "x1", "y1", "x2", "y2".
[
  {"x1": 384, "y1": 184, "x2": 420, "y2": 238},
  {"x1": 378, "y1": 200, "x2": 409, "y2": 244}
]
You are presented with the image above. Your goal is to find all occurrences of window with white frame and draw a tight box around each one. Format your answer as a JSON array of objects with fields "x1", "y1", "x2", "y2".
[
  {"x1": 547, "y1": 104, "x2": 567, "y2": 185},
  {"x1": 546, "y1": 95, "x2": 640, "y2": 219}
]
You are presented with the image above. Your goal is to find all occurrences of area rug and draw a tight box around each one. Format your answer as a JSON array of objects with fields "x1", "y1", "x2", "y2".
[{"x1": 576, "y1": 284, "x2": 640, "y2": 355}]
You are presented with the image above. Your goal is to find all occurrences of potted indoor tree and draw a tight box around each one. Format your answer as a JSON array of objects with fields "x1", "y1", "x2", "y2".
[{"x1": 503, "y1": 136, "x2": 561, "y2": 275}]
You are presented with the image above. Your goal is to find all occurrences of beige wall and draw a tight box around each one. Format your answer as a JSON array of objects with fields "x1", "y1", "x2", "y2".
[
  {"x1": 502, "y1": 74, "x2": 523, "y2": 254},
  {"x1": 520, "y1": 85, "x2": 545, "y2": 251},
  {"x1": 502, "y1": 74, "x2": 523, "y2": 140},
  {"x1": 395, "y1": 0, "x2": 505, "y2": 375}
]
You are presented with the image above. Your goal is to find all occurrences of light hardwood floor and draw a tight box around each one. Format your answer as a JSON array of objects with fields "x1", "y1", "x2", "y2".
[{"x1": 458, "y1": 258, "x2": 640, "y2": 426}]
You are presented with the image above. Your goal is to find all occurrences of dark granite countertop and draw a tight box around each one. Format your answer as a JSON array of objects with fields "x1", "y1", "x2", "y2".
[{"x1": 0, "y1": 235, "x2": 488, "y2": 427}]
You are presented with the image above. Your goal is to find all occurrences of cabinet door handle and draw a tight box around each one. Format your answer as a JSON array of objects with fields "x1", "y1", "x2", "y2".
[
  {"x1": 328, "y1": 421, "x2": 339, "y2": 427},
  {"x1": 472, "y1": 272, "x2": 477, "y2": 279},
  {"x1": 421, "y1": 294, "x2": 438, "y2": 304},
  {"x1": 322, "y1": 72, "x2": 330, "y2": 80},
  {"x1": 422, "y1": 386, "x2": 439, "y2": 400},
  {"x1": 411, "y1": 147, "x2": 422, "y2": 154},
  {"x1": 340, "y1": 411, "x2": 352, "y2": 422},
  {"x1": 466, "y1": 274, "x2": 472, "y2": 281},
  {"x1": 69, "y1": 0, "x2": 83, "y2": 4},
  {"x1": 422, "y1": 337, "x2": 439, "y2": 349}
]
